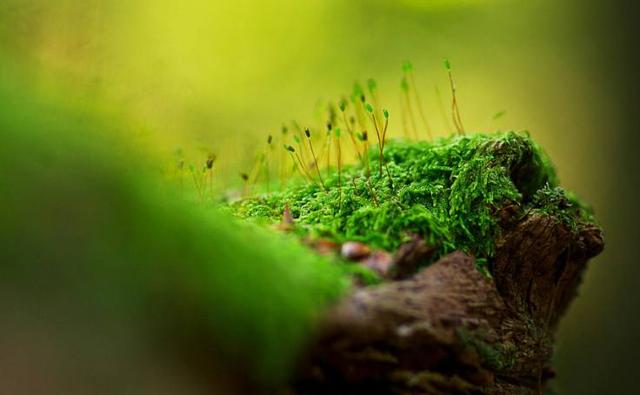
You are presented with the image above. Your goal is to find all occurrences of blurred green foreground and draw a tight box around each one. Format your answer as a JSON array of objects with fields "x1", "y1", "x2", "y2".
[{"x1": 0, "y1": 62, "x2": 348, "y2": 394}]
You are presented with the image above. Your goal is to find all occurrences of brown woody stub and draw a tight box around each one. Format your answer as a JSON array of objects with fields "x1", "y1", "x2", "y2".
[{"x1": 293, "y1": 211, "x2": 603, "y2": 395}]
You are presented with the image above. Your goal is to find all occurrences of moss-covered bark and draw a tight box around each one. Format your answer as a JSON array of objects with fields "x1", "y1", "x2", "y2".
[
  {"x1": 231, "y1": 132, "x2": 603, "y2": 393},
  {"x1": 294, "y1": 214, "x2": 602, "y2": 394}
]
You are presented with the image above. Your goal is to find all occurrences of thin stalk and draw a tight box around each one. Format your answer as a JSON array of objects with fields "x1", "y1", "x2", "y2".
[
  {"x1": 247, "y1": 152, "x2": 264, "y2": 191},
  {"x1": 368, "y1": 78, "x2": 384, "y2": 131},
  {"x1": 207, "y1": 169, "x2": 213, "y2": 200},
  {"x1": 176, "y1": 159, "x2": 185, "y2": 196},
  {"x1": 367, "y1": 105, "x2": 394, "y2": 189},
  {"x1": 353, "y1": 96, "x2": 369, "y2": 137},
  {"x1": 381, "y1": 111, "x2": 390, "y2": 148},
  {"x1": 316, "y1": 124, "x2": 333, "y2": 170},
  {"x1": 335, "y1": 128, "x2": 343, "y2": 209},
  {"x1": 285, "y1": 145, "x2": 314, "y2": 185},
  {"x1": 293, "y1": 151, "x2": 315, "y2": 185},
  {"x1": 409, "y1": 70, "x2": 433, "y2": 139},
  {"x1": 381, "y1": 111, "x2": 394, "y2": 190},
  {"x1": 444, "y1": 59, "x2": 465, "y2": 135},
  {"x1": 265, "y1": 153, "x2": 270, "y2": 193},
  {"x1": 325, "y1": 127, "x2": 332, "y2": 171},
  {"x1": 266, "y1": 135, "x2": 273, "y2": 193},
  {"x1": 240, "y1": 173, "x2": 250, "y2": 196},
  {"x1": 361, "y1": 132, "x2": 379, "y2": 206},
  {"x1": 305, "y1": 128, "x2": 326, "y2": 191},
  {"x1": 342, "y1": 111, "x2": 362, "y2": 161},
  {"x1": 189, "y1": 163, "x2": 208, "y2": 202},
  {"x1": 191, "y1": 168, "x2": 204, "y2": 201},
  {"x1": 402, "y1": 77, "x2": 418, "y2": 139},
  {"x1": 367, "y1": 107, "x2": 384, "y2": 177},
  {"x1": 205, "y1": 153, "x2": 217, "y2": 201},
  {"x1": 435, "y1": 86, "x2": 452, "y2": 134},
  {"x1": 280, "y1": 125, "x2": 288, "y2": 189},
  {"x1": 292, "y1": 121, "x2": 310, "y2": 162},
  {"x1": 350, "y1": 175, "x2": 358, "y2": 191},
  {"x1": 399, "y1": 93, "x2": 410, "y2": 138}
]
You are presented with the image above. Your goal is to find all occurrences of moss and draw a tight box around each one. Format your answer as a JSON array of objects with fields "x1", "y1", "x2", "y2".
[
  {"x1": 457, "y1": 329, "x2": 516, "y2": 371},
  {"x1": 232, "y1": 131, "x2": 597, "y2": 268},
  {"x1": 338, "y1": 263, "x2": 383, "y2": 286},
  {"x1": 529, "y1": 184, "x2": 596, "y2": 232}
]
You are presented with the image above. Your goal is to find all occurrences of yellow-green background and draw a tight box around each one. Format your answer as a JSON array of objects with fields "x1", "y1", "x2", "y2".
[{"x1": 1, "y1": 0, "x2": 637, "y2": 392}]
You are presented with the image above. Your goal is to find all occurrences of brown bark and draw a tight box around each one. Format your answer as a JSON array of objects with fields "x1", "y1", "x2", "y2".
[{"x1": 293, "y1": 212, "x2": 604, "y2": 394}]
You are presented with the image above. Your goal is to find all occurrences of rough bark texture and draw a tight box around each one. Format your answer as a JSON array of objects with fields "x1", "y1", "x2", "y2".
[{"x1": 293, "y1": 211, "x2": 604, "y2": 394}]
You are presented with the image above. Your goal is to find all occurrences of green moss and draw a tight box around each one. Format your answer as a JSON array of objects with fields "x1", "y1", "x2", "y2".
[
  {"x1": 232, "y1": 131, "x2": 596, "y2": 268},
  {"x1": 338, "y1": 263, "x2": 383, "y2": 286},
  {"x1": 530, "y1": 184, "x2": 596, "y2": 232},
  {"x1": 457, "y1": 328, "x2": 516, "y2": 371}
]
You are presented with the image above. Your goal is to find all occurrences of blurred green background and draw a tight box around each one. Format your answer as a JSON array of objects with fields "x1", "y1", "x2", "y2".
[{"x1": 1, "y1": 0, "x2": 638, "y2": 392}]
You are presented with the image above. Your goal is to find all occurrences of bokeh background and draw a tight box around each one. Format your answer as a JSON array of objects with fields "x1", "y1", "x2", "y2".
[{"x1": 1, "y1": 0, "x2": 638, "y2": 392}]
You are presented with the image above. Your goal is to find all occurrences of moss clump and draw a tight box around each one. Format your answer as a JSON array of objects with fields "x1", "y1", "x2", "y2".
[
  {"x1": 529, "y1": 184, "x2": 596, "y2": 232},
  {"x1": 457, "y1": 328, "x2": 516, "y2": 371},
  {"x1": 232, "y1": 131, "x2": 596, "y2": 266}
]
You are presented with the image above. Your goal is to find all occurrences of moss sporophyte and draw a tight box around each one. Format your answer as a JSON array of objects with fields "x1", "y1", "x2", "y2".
[
  {"x1": 232, "y1": 131, "x2": 597, "y2": 273},
  {"x1": 177, "y1": 62, "x2": 597, "y2": 281}
]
